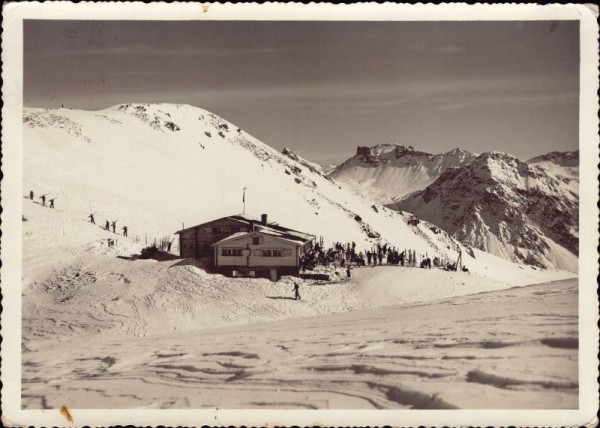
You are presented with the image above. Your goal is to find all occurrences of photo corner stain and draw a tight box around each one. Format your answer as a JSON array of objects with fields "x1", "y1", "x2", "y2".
[
  {"x1": 203, "y1": 3, "x2": 209, "y2": 13},
  {"x1": 60, "y1": 406, "x2": 74, "y2": 423}
]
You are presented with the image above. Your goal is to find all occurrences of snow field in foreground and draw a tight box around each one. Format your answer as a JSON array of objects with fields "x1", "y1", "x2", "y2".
[{"x1": 22, "y1": 279, "x2": 577, "y2": 409}]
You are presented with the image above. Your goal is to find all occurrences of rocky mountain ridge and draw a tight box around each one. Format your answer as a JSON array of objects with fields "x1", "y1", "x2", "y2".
[
  {"x1": 329, "y1": 144, "x2": 478, "y2": 203},
  {"x1": 391, "y1": 150, "x2": 579, "y2": 271}
]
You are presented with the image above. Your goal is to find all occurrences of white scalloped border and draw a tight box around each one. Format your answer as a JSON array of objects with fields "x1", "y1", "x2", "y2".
[{"x1": 1, "y1": 3, "x2": 598, "y2": 427}]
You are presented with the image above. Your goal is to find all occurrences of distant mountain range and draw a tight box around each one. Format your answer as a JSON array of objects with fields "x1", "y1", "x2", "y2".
[
  {"x1": 329, "y1": 144, "x2": 477, "y2": 203},
  {"x1": 330, "y1": 144, "x2": 579, "y2": 272}
]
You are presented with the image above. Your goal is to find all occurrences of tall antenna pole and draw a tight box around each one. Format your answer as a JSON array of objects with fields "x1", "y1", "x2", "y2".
[{"x1": 243, "y1": 187, "x2": 247, "y2": 214}]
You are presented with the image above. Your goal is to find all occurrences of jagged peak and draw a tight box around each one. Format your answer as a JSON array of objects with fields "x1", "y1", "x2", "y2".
[
  {"x1": 475, "y1": 151, "x2": 520, "y2": 163},
  {"x1": 528, "y1": 150, "x2": 579, "y2": 165},
  {"x1": 352, "y1": 144, "x2": 479, "y2": 161},
  {"x1": 281, "y1": 147, "x2": 297, "y2": 157},
  {"x1": 108, "y1": 102, "x2": 191, "y2": 111},
  {"x1": 281, "y1": 147, "x2": 325, "y2": 175},
  {"x1": 354, "y1": 144, "x2": 431, "y2": 159},
  {"x1": 444, "y1": 147, "x2": 474, "y2": 156}
]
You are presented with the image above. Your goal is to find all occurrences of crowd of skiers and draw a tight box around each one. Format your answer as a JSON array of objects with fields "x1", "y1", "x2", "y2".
[
  {"x1": 87, "y1": 214, "x2": 174, "y2": 252},
  {"x1": 28, "y1": 190, "x2": 132, "y2": 240},
  {"x1": 28, "y1": 190, "x2": 180, "y2": 254},
  {"x1": 86, "y1": 214, "x2": 129, "y2": 237},
  {"x1": 28, "y1": 190, "x2": 55, "y2": 209},
  {"x1": 300, "y1": 239, "x2": 466, "y2": 274}
]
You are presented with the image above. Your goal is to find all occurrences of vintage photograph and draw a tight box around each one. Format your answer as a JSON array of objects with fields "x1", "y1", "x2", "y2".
[{"x1": 2, "y1": 2, "x2": 599, "y2": 426}]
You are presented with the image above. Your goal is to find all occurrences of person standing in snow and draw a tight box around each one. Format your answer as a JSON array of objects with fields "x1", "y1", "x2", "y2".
[
  {"x1": 346, "y1": 264, "x2": 352, "y2": 278},
  {"x1": 29, "y1": 190, "x2": 34, "y2": 200},
  {"x1": 293, "y1": 282, "x2": 301, "y2": 300},
  {"x1": 122, "y1": 226, "x2": 128, "y2": 237},
  {"x1": 40, "y1": 195, "x2": 46, "y2": 206},
  {"x1": 88, "y1": 214, "x2": 95, "y2": 224},
  {"x1": 49, "y1": 199, "x2": 55, "y2": 209},
  {"x1": 105, "y1": 220, "x2": 110, "y2": 231},
  {"x1": 167, "y1": 240, "x2": 172, "y2": 252},
  {"x1": 111, "y1": 221, "x2": 117, "y2": 233}
]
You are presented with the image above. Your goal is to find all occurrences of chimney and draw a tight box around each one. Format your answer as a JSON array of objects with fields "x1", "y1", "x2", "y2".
[{"x1": 261, "y1": 214, "x2": 268, "y2": 226}]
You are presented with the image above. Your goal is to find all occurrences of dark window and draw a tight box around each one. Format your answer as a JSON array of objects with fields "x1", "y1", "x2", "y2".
[
  {"x1": 231, "y1": 226, "x2": 241, "y2": 233},
  {"x1": 256, "y1": 248, "x2": 289, "y2": 257},
  {"x1": 252, "y1": 237, "x2": 260, "y2": 245},
  {"x1": 222, "y1": 248, "x2": 242, "y2": 256},
  {"x1": 212, "y1": 227, "x2": 221, "y2": 234}
]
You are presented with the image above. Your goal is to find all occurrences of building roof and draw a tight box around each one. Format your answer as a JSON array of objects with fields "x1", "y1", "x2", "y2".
[
  {"x1": 209, "y1": 232, "x2": 248, "y2": 245},
  {"x1": 175, "y1": 215, "x2": 249, "y2": 234},
  {"x1": 211, "y1": 230, "x2": 305, "y2": 247},
  {"x1": 175, "y1": 214, "x2": 314, "y2": 243}
]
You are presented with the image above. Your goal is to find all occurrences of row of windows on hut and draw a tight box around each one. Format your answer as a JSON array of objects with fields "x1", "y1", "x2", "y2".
[
  {"x1": 221, "y1": 248, "x2": 292, "y2": 257},
  {"x1": 182, "y1": 236, "x2": 265, "y2": 249}
]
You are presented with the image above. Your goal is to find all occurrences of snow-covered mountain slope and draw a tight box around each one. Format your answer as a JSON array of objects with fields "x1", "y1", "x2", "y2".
[
  {"x1": 391, "y1": 151, "x2": 579, "y2": 272},
  {"x1": 23, "y1": 104, "x2": 574, "y2": 283},
  {"x1": 329, "y1": 144, "x2": 478, "y2": 204},
  {"x1": 528, "y1": 150, "x2": 579, "y2": 197}
]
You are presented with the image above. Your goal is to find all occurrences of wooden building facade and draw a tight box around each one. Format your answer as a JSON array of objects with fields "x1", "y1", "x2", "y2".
[
  {"x1": 211, "y1": 230, "x2": 311, "y2": 280},
  {"x1": 175, "y1": 214, "x2": 314, "y2": 263},
  {"x1": 176, "y1": 217, "x2": 251, "y2": 259}
]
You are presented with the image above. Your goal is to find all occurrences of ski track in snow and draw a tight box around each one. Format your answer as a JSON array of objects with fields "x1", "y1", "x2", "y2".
[{"x1": 22, "y1": 277, "x2": 577, "y2": 410}]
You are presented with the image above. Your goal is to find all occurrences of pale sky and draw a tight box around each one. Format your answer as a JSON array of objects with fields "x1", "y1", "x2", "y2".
[{"x1": 24, "y1": 20, "x2": 579, "y2": 165}]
